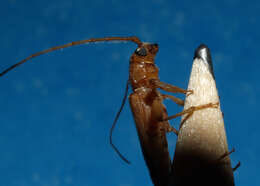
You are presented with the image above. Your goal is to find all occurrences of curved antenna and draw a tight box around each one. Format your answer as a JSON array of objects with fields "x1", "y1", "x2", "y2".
[
  {"x1": 0, "y1": 36, "x2": 142, "y2": 77},
  {"x1": 109, "y1": 80, "x2": 130, "y2": 164}
]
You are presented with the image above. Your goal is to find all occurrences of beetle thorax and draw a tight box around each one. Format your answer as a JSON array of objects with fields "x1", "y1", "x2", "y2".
[{"x1": 129, "y1": 42, "x2": 159, "y2": 91}]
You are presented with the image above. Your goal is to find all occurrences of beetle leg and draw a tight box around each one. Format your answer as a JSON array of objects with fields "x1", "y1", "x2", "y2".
[
  {"x1": 233, "y1": 162, "x2": 241, "y2": 172},
  {"x1": 217, "y1": 148, "x2": 235, "y2": 161},
  {"x1": 162, "y1": 94, "x2": 184, "y2": 106},
  {"x1": 150, "y1": 79, "x2": 193, "y2": 95},
  {"x1": 162, "y1": 102, "x2": 219, "y2": 125},
  {"x1": 217, "y1": 148, "x2": 241, "y2": 172},
  {"x1": 165, "y1": 124, "x2": 179, "y2": 135},
  {"x1": 161, "y1": 116, "x2": 178, "y2": 135},
  {"x1": 150, "y1": 95, "x2": 179, "y2": 135}
]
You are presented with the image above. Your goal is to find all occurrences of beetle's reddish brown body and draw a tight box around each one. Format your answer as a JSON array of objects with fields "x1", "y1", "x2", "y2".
[
  {"x1": 129, "y1": 43, "x2": 178, "y2": 186},
  {"x1": 0, "y1": 36, "x2": 180, "y2": 186}
]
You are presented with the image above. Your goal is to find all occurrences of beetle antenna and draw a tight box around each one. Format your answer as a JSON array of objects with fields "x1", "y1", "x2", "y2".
[
  {"x1": 0, "y1": 36, "x2": 142, "y2": 77},
  {"x1": 109, "y1": 80, "x2": 130, "y2": 164}
]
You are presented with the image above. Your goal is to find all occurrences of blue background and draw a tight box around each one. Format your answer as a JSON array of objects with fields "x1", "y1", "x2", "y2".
[{"x1": 0, "y1": 0, "x2": 259, "y2": 185}]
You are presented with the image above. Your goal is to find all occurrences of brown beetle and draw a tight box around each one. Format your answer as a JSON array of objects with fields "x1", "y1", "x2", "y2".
[{"x1": 0, "y1": 36, "x2": 216, "y2": 186}]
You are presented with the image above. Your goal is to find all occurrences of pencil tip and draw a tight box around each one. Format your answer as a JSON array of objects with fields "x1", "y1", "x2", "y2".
[
  {"x1": 194, "y1": 44, "x2": 210, "y2": 61},
  {"x1": 194, "y1": 44, "x2": 215, "y2": 79}
]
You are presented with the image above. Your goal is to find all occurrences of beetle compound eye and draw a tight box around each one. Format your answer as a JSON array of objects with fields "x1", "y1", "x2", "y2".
[
  {"x1": 153, "y1": 43, "x2": 158, "y2": 47},
  {"x1": 135, "y1": 47, "x2": 147, "y2": 56}
]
